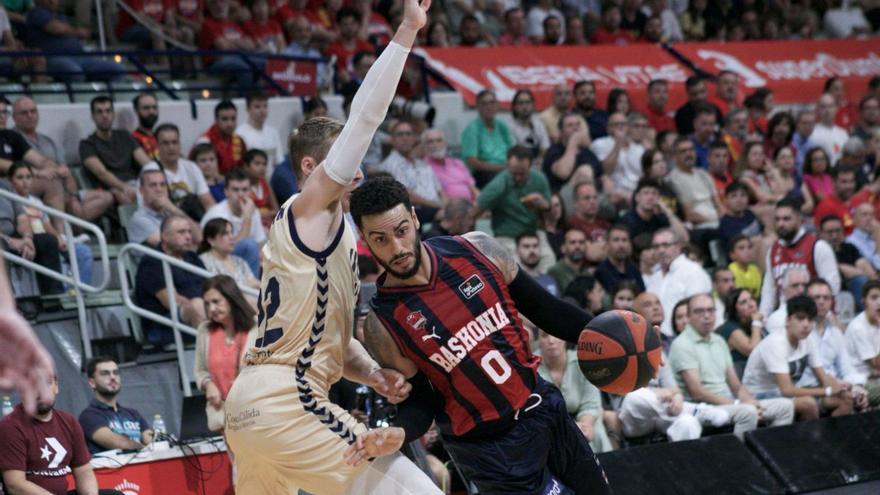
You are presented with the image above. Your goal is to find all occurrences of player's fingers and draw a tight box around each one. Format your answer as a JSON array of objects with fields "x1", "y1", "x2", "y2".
[{"x1": 421, "y1": 0, "x2": 431, "y2": 12}]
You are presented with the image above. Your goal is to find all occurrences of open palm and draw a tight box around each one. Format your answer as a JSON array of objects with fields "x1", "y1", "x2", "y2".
[{"x1": 401, "y1": 0, "x2": 431, "y2": 32}]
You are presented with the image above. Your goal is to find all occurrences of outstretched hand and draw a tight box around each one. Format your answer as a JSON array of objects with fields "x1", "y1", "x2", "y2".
[
  {"x1": 344, "y1": 427, "x2": 406, "y2": 466},
  {"x1": 400, "y1": 0, "x2": 431, "y2": 32},
  {"x1": 0, "y1": 310, "x2": 54, "y2": 416}
]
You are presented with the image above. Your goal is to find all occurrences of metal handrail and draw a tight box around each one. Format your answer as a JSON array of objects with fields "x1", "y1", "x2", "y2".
[
  {"x1": 117, "y1": 242, "x2": 258, "y2": 396},
  {"x1": 0, "y1": 187, "x2": 111, "y2": 361}
]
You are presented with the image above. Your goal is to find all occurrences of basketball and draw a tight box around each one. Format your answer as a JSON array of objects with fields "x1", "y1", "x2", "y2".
[{"x1": 576, "y1": 310, "x2": 662, "y2": 395}]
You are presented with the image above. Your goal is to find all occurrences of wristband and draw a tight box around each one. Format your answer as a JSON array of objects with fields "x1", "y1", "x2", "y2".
[
  {"x1": 825, "y1": 386, "x2": 832, "y2": 397},
  {"x1": 751, "y1": 320, "x2": 764, "y2": 329}
]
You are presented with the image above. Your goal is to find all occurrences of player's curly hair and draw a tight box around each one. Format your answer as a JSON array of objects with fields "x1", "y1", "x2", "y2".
[{"x1": 349, "y1": 175, "x2": 412, "y2": 228}]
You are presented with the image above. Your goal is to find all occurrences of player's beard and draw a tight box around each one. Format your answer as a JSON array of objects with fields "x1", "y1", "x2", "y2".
[{"x1": 374, "y1": 231, "x2": 423, "y2": 280}]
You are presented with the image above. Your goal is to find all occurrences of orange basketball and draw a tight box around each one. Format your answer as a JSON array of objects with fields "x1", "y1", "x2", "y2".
[{"x1": 576, "y1": 310, "x2": 662, "y2": 395}]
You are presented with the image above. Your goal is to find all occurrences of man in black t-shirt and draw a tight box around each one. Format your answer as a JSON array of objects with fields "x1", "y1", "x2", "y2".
[
  {"x1": 621, "y1": 178, "x2": 689, "y2": 243},
  {"x1": 542, "y1": 112, "x2": 602, "y2": 192},
  {"x1": 819, "y1": 214, "x2": 875, "y2": 311}
]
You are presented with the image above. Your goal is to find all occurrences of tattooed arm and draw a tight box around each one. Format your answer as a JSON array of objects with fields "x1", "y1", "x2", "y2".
[
  {"x1": 461, "y1": 231, "x2": 519, "y2": 284},
  {"x1": 362, "y1": 311, "x2": 420, "y2": 379}
]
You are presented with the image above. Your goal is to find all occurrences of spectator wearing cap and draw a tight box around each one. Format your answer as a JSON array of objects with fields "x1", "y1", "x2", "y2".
[
  {"x1": 644, "y1": 79, "x2": 675, "y2": 133},
  {"x1": 810, "y1": 93, "x2": 849, "y2": 166},
  {"x1": 595, "y1": 224, "x2": 645, "y2": 294},
  {"x1": 591, "y1": 112, "x2": 645, "y2": 206},
  {"x1": 674, "y1": 76, "x2": 722, "y2": 136},
  {"x1": 195, "y1": 100, "x2": 247, "y2": 174},
  {"x1": 543, "y1": 112, "x2": 601, "y2": 192},
  {"x1": 621, "y1": 178, "x2": 689, "y2": 242},
  {"x1": 574, "y1": 80, "x2": 609, "y2": 140},
  {"x1": 461, "y1": 90, "x2": 513, "y2": 188},
  {"x1": 423, "y1": 129, "x2": 477, "y2": 203},
  {"x1": 819, "y1": 214, "x2": 874, "y2": 311}
]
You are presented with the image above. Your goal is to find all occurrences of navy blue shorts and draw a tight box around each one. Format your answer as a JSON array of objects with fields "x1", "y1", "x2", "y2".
[{"x1": 442, "y1": 379, "x2": 610, "y2": 495}]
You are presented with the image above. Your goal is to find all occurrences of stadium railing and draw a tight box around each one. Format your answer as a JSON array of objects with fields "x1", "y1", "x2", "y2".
[
  {"x1": 0, "y1": 188, "x2": 111, "y2": 360},
  {"x1": 117, "y1": 242, "x2": 259, "y2": 396}
]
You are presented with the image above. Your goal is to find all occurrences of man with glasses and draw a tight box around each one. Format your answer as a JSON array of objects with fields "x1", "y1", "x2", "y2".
[
  {"x1": 645, "y1": 228, "x2": 712, "y2": 338},
  {"x1": 669, "y1": 294, "x2": 794, "y2": 437},
  {"x1": 79, "y1": 357, "x2": 154, "y2": 453},
  {"x1": 590, "y1": 112, "x2": 645, "y2": 206},
  {"x1": 461, "y1": 90, "x2": 513, "y2": 188},
  {"x1": 819, "y1": 214, "x2": 874, "y2": 311},
  {"x1": 668, "y1": 135, "x2": 722, "y2": 240}
]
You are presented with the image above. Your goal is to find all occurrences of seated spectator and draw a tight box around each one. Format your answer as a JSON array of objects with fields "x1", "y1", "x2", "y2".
[
  {"x1": 793, "y1": 110, "x2": 818, "y2": 170},
  {"x1": 621, "y1": 178, "x2": 689, "y2": 247},
  {"x1": 727, "y1": 234, "x2": 762, "y2": 298},
  {"x1": 574, "y1": 80, "x2": 609, "y2": 142},
  {"x1": 325, "y1": 7, "x2": 373, "y2": 85},
  {"x1": 196, "y1": 275, "x2": 258, "y2": 431},
  {"x1": 718, "y1": 182, "x2": 762, "y2": 251},
  {"x1": 190, "y1": 143, "x2": 225, "y2": 203},
  {"x1": 595, "y1": 224, "x2": 645, "y2": 294},
  {"x1": 242, "y1": 0, "x2": 285, "y2": 53},
  {"x1": 236, "y1": 94, "x2": 286, "y2": 175},
  {"x1": 688, "y1": 105, "x2": 718, "y2": 170},
  {"x1": 708, "y1": 71, "x2": 741, "y2": 116},
  {"x1": 743, "y1": 296, "x2": 852, "y2": 420},
  {"x1": 803, "y1": 279, "x2": 873, "y2": 410},
  {"x1": 199, "y1": 0, "x2": 263, "y2": 88},
  {"x1": 198, "y1": 218, "x2": 260, "y2": 292},
  {"x1": 644, "y1": 79, "x2": 676, "y2": 133},
  {"x1": 281, "y1": 16, "x2": 326, "y2": 87},
  {"x1": 195, "y1": 100, "x2": 248, "y2": 174},
  {"x1": 738, "y1": 141, "x2": 777, "y2": 208},
  {"x1": 707, "y1": 141, "x2": 733, "y2": 201},
  {"x1": 712, "y1": 267, "x2": 735, "y2": 316},
  {"x1": 0, "y1": 374, "x2": 112, "y2": 495},
  {"x1": 0, "y1": 178, "x2": 63, "y2": 293},
  {"x1": 669, "y1": 294, "x2": 795, "y2": 437},
  {"x1": 539, "y1": 84, "x2": 577, "y2": 144},
  {"x1": 803, "y1": 146, "x2": 834, "y2": 204},
  {"x1": 591, "y1": 112, "x2": 645, "y2": 206},
  {"x1": 674, "y1": 76, "x2": 722, "y2": 136},
  {"x1": 457, "y1": 14, "x2": 494, "y2": 48},
  {"x1": 770, "y1": 146, "x2": 813, "y2": 213},
  {"x1": 541, "y1": 15, "x2": 563, "y2": 45},
  {"x1": 564, "y1": 275, "x2": 607, "y2": 316},
  {"x1": 461, "y1": 90, "x2": 513, "y2": 187},
  {"x1": 24, "y1": 0, "x2": 125, "y2": 81},
  {"x1": 632, "y1": 232, "x2": 656, "y2": 282},
  {"x1": 509, "y1": 89, "x2": 550, "y2": 164},
  {"x1": 79, "y1": 357, "x2": 153, "y2": 453},
  {"x1": 515, "y1": 231, "x2": 559, "y2": 296},
  {"x1": 847, "y1": 203, "x2": 880, "y2": 271},
  {"x1": 135, "y1": 214, "x2": 207, "y2": 347},
  {"x1": 765, "y1": 266, "x2": 810, "y2": 334},
  {"x1": 535, "y1": 327, "x2": 613, "y2": 453},
  {"x1": 547, "y1": 228, "x2": 591, "y2": 294},
  {"x1": 201, "y1": 168, "x2": 265, "y2": 277},
  {"x1": 853, "y1": 95, "x2": 879, "y2": 143},
  {"x1": 146, "y1": 123, "x2": 215, "y2": 220},
  {"x1": 475, "y1": 145, "x2": 550, "y2": 250},
  {"x1": 422, "y1": 198, "x2": 474, "y2": 240},
  {"x1": 567, "y1": 182, "x2": 609, "y2": 241},
  {"x1": 80, "y1": 96, "x2": 152, "y2": 206},
  {"x1": 645, "y1": 228, "x2": 712, "y2": 337},
  {"x1": 765, "y1": 111, "x2": 796, "y2": 161},
  {"x1": 621, "y1": 291, "x2": 731, "y2": 442},
  {"x1": 423, "y1": 129, "x2": 477, "y2": 203},
  {"x1": 717, "y1": 288, "x2": 765, "y2": 378},
  {"x1": 270, "y1": 156, "x2": 297, "y2": 205},
  {"x1": 127, "y1": 168, "x2": 202, "y2": 247},
  {"x1": 375, "y1": 120, "x2": 444, "y2": 224},
  {"x1": 642, "y1": 149, "x2": 683, "y2": 219},
  {"x1": 668, "y1": 136, "x2": 722, "y2": 232},
  {"x1": 591, "y1": 2, "x2": 634, "y2": 45},
  {"x1": 240, "y1": 149, "x2": 278, "y2": 229},
  {"x1": 628, "y1": 111, "x2": 655, "y2": 151},
  {"x1": 9, "y1": 162, "x2": 92, "y2": 285},
  {"x1": 563, "y1": 14, "x2": 586, "y2": 45},
  {"x1": 497, "y1": 7, "x2": 530, "y2": 46},
  {"x1": 845, "y1": 280, "x2": 880, "y2": 409},
  {"x1": 115, "y1": 0, "x2": 166, "y2": 49},
  {"x1": 526, "y1": 0, "x2": 564, "y2": 43},
  {"x1": 813, "y1": 164, "x2": 859, "y2": 235},
  {"x1": 811, "y1": 93, "x2": 849, "y2": 166},
  {"x1": 165, "y1": 0, "x2": 202, "y2": 50},
  {"x1": 131, "y1": 93, "x2": 159, "y2": 159},
  {"x1": 720, "y1": 108, "x2": 749, "y2": 165},
  {"x1": 610, "y1": 280, "x2": 638, "y2": 310},
  {"x1": 543, "y1": 112, "x2": 601, "y2": 192},
  {"x1": 819, "y1": 214, "x2": 874, "y2": 311}
]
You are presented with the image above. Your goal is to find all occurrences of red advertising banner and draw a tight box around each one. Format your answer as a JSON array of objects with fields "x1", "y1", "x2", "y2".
[
  {"x1": 672, "y1": 39, "x2": 880, "y2": 104},
  {"x1": 266, "y1": 58, "x2": 318, "y2": 96},
  {"x1": 415, "y1": 45, "x2": 691, "y2": 110}
]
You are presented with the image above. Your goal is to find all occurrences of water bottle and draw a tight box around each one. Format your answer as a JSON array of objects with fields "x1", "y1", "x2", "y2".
[
  {"x1": 152, "y1": 414, "x2": 166, "y2": 439},
  {"x1": 1, "y1": 396, "x2": 13, "y2": 416}
]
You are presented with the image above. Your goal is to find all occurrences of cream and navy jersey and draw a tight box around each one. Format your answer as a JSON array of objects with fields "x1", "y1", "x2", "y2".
[
  {"x1": 247, "y1": 194, "x2": 360, "y2": 395},
  {"x1": 371, "y1": 236, "x2": 539, "y2": 437}
]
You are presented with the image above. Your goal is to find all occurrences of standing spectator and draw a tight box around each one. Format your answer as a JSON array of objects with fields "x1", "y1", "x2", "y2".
[
  {"x1": 131, "y1": 93, "x2": 159, "y2": 159},
  {"x1": 567, "y1": 182, "x2": 609, "y2": 241},
  {"x1": 539, "y1": 83, "x2": 576, "y2": 143},
  {"x1": 848, "y1": 203, "x2": 880, "y2": 270},
  {"x1": 547, "y1": 228, "x2": 590, "y2": 294},
  {"x1": 621, "y1": 178, "x2": 689, "y2": 242},
  {"x1": 241, "y1": 0, "x2": 285, "y2": 53},
  {"x1": 199, "y1": 0, "x2": 262, "y2": 88},
  {"x1": 819, "y1": 214, "x2": 874, "y2": 310},
  {"x1": 190, "y1": 143, "x2": 225, "y2": 203},
  {"x1": 689, "y1": 105, "x2": 718, "y2": 169},
  {"x1": 853, "y1": 95, "x2": 879, "y2": 142},
  {"x1": 195, "y1": 275, "x2": 257, "y2": 431},
  {"x1": 0, "y1": 375, "x2": 106, "y2": 495},
  {"x1": 591, "y1": 112, "x2": 645, "y2": 204},
  {"x1": 668, "y1": 136, "x2": 722, "y2": 236},
  {"x1": 742, "y1": 296, "x2": 852, "y2": 420},
  {"x1": 595, "y1": 224, "x2": 645, "y2": 293},
  {"x1": 644, "y1": 79, "x2": 675, "y2": 133},
  {"x1": 423, "y1": 129, "x2": 477, "y2": 202},
  {"x1": 135, "y1": 214, "x2": 207, "y2": 347},
  {"x1": 668, "y1": 294, "x2": 795, "y2": 436},
  {"x1": 509, "y1": 89, "x2": 551, "y2": 165},
  {"x1": 79, "y1": 357, "x2": 153, "y2": 453},
  {"x1": 147, "y1": 124, "x2": 215, "y2": 220},
  {"x1": 811, "y1": 93, "x2": 850, "y2": 166},
  {"x1": 325, "y1": 7, "x2": 373, "y2": 77},
  {"x1": 574, "y1": 80, "x2": 609, "y2": 140},
  {"x1": 79, "y1": 96, "x2": 152, "y2": 206},
  {"x1": 24, "y1": 0, "x2": 125, "y2": 81},
  {"x1": 126, "y1": 168, "x2": 202, "y2": 247},
  {"x1": 645, "y1": 228, "x2": 712, "y2": 337},
  {"x1": 198, "y1": 218, "x2": 260, "y2": 292},
  {"x1": 543, "y1": 112, "x2": 601, "y2": 192},
  {"x1": 792, "y1": 110, "x2": 818, "y2": 170},
  {"x1": 717, "y1": 288, "x2": 765, "y2": 378},
  {"x1": 497, "y1": 7, "x2": 530, "y2": 46},
  {"x1": 515, "y1": 232, "x2": 559, "y2": 296},
  {"x1": 674, "y1": 76, "x2": 722, "y2": 136},
  {"x1": 727, "y1": 234, "x2": 762, "y2": 299},
  {"x1": 236, "y1": 93, "x2": 286, "y2": 177},
  {"x1": 201, "y1": 168, "x2": 264, "y2": 276},
  {"x1": 475, "y1": 145, "x2": 550, "y2": 250},
  {"x1": 375, "y1": 120, "x2": 444, "y2": 224},
  {"x1": 591, "y1": 2, "x2": 634, "y2": 45},
  {"x1": 845, "y1": 281, "x2": 880, "y2": 407},
  {"x1": 461, "y1": 90, "x2": 513, "y2": 187},
  {"x1": 813, "y1": 164, "x2": 859, "y2": 233},
  {"x1": 195, "y1": 100, "x2": 247, "y2": 174},
  {"x1": 421, "y1": 198, "x2": 474, "y2": 240},
  {"x1": 526, "y1": 0, "x2": 564, "y2": 42},
  {"x1": 760, "y1": 199, "x2": 841, "y2": 317}
]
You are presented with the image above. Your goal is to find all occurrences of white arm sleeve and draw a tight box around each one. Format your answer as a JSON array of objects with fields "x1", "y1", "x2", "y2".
[
  {"x1": 323, "y1": 42, "x2": 411, "y2": 186},
  {"x1": 759, "y1": 248, "x2": 777, "y2": 317},
  {"x1": 814, "y1": 239, "x2": 841, "y2": 295}
]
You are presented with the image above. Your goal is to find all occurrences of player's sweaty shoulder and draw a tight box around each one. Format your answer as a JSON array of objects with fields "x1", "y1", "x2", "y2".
[{"x1": 461, "y1": 231, "x2": 518, "y2": 284}]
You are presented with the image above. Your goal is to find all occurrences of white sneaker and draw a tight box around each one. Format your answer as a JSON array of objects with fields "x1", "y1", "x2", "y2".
[{"x1": 694, "y1": 404, "x2": 730, "y2": 427}]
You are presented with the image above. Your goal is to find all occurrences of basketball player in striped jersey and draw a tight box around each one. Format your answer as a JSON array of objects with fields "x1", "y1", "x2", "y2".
[
  {"x1": 345, "y1": 176, "x2": 612, "y2": 494},
  {"x1": 222, "y1": 1, "x2": 442, "y2": 493}
]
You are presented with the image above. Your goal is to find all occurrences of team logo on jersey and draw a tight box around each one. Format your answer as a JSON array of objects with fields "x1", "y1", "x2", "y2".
[
  {"x1": 406, "y1": 310, "x2": 428, "y2": 331},
  {"x1": 458, "y1": 274, "x2": 485, "y2": 299}
]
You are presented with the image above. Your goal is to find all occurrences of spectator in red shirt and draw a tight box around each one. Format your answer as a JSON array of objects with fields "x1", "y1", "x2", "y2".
[
  {"x1": 165, "y1": 0, "x2": 203, "y2": 40},
  {"x1": 242, "y1": 0, "x2": 285, "y2": 53},
  {"x1": 0, "y1": 375, "x2": 117, "y2": 495},
  {"x1": 564, "y1": 15, "x2": 587, "y2": 45},
  {"x1": 278, "y1": 0, "x2": 333, "y2": 45},
  {"x1": 195, "y1": 100, "x2": 247, "y2": 174},
  {"x1": 199, "y1": 0, "x2": 263, "y2": 88},
  {"x1": 708, "y1": 70, "x2": 742, "y2": 116},
  {"x1": 814, "y1": 165, "x2": 860, "y2": 235},
  {"x1": 639, "y1": 15, "x2": 663, "y2": 43},
  {"x1": 115, "y1": 0, "x2": 167, "y2": 49},
  {"x1": 324, "y1": 7, "x2": 373, "y2": 76},
  {"x1": 568, "y1": 182, "x2": 610, "y2": 241},
  {"x1": 497, "y1": 7, "x2": 531, "y2": 46},
  {"x1": 352, "y1": 0, "x2": 391, "y2": 47},
  {"x1": 644, "y1": 79, "x2": 675, "y2": 133},
  {"x1": 825, "y1": 77, "x2": 858, "y2": 131},
  {"x1": 591, "y1": 3, "x2": 634, "y2": 46},
  {"x1": 131, "y1": 92, "x2": 159, "y2": 159}
]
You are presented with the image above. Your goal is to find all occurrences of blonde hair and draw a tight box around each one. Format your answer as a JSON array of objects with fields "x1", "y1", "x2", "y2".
[{"x1": 288, "y1": 116, "x2": 343, "y2": 181}]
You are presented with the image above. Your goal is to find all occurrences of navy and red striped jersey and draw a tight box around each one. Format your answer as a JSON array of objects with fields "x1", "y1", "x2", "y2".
[{"x1": 371, "y1": 235, "x2": 539, "y2": 436}]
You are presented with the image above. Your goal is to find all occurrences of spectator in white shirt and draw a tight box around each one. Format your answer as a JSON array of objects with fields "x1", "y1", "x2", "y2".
[
  {"x1": 765, "y1": 267, "x2": 810, "y2": 334},
  {"x1": 508, "y1": 89, "x2": 551, "y2": 166},
  {"x1": 810, "y1": 93, "x2": 849, "y2": 165},
  {"x1": 847, "y1": 202, "x2": 880, "y2": 270},
  {"x1": 743, "y1": 295, "x2": 852, "y2": 421},
  {"x1": 642, "y1": 0, "x2": 683, "y2": 41},
  {"x1": 236, "y1": 94, "x2": 286, "y2": 178},
  {"x1": 200, "y1": 168, "x2": 265, "y2": 277},
  {"x1": 590, "y1": 112, "x2": 645, "y2": 207},
  {"x1": 845, "y1": 280, "x2": 880, "y2": 407},
  {"x1": 143, "y1": 123, "x2": 215, "y2": 221},
  {"x1": 526, "y1": 0, "x2": 564, "y2": 42},
  {"x1": 823, "y1": 1, "x2": 872, "y2": 38},
  {"x1": 645, "y1": 228, "x2": 712, "y2": 338}
]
